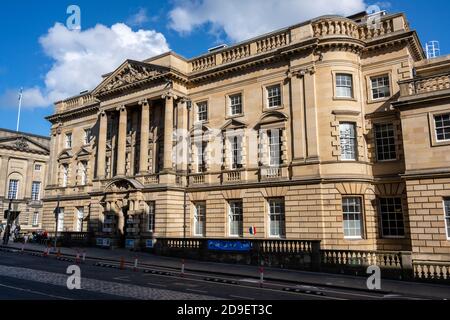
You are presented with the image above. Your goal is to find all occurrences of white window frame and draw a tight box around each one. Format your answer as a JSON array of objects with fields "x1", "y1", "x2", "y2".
[
  {"x1": 378, "y1": 197, "x2": 405, "y2": 239},
  {"x1": 268, "y1": 129, "x2": 282, "y2": 167},
  {"x1": 230, "y1": 136, "x2": 243, "y2": 169},
  {"x1": 444, "y1": 199, "x2": 450, "y2": 241},
  {"x1": 434, "y1": 113, "x2": 450, "y2": 142},
  {"x1": 370, "y1": 74, "x2": 391, "y2": 100},
  {"x1": 79, "y1": 161, "x2": 87, "y2": 186},
  {"x1": 340, "y1": 122, "x2": 357, "y2": 161},
  {"x1": 31, "y1": 181, "x2": 41, "y2": 201},
  {"x1": 193, "y1": 202, "x2": 206, "y2": 237},
  {"x1": 75, "y1": 207, "x2": 84, "y2": 232},
  {"x1": 374, "y1": 123, "x2": 397, "y2": 161},
  {"x1": 62, "y1": 164, "x2": 69, "y2": 187},
  {"x1": 7, "y1": 179, "x2": 19, "y2": 200},
  {"x1": 268, "y1": 198, "x2": 285, "y2": 238},
  {"x1": 197, "y1": 101, "x2": 208, "y2": 122},
  {"x1": 229, "y1": 93, "x2": 243, "y2": 116},
  {"x1": 83, "y1": 128, "x2": 91, "y2": 145},
  {"x1": 196, "y1": 141, "x2": 207, "y2": 173},
  {"x1": 335, "y1": 73, "x2": 354, "y2": 98},
  {"x1": 228, "y1": 200, "x2": 243, "y2": 237},
  {"x1": 342, "y1": 197, "x2": 364, "y2": 239},
  {"x1": 57, "y1": 208, "x2": 65, "y2": 232},
  {"x1": 147, "y1": 201, "x2": 155, "y2": 232},
  {"x1": 266, "y1": 84, "x2": 282, "y2": 109},
  {"x1": 32, "y1": 212, "x2": 39, "y2": 227},
  {"x1": 65, "y1": 133, "x2": 72, "y2": 149}
]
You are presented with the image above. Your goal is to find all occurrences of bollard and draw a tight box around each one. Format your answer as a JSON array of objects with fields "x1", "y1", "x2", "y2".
[
  {"x1": 57, "y1": 248, "x2": 61, "y2": 258},
  {"x1": 133, "y1": 257, "x2": 138, "y2": 272},
  {"x1": 82, "y1": 250, "x2": 86, "y2": 263},
  {"x1": 181, "y1": 259, "x2": 185, "y2": 277},
  {"x1": 120, "y1": 257, "x2": 125, "y2": 270},
  {"x1": 43, "y1": 246, "x2": 48, "y2": 257},
  {"x1": 21, "y1": 242, "x2": 25, "y2": 253},
  {"x1": 259, "y1": 266, "x2": 264, "y2": 288}
]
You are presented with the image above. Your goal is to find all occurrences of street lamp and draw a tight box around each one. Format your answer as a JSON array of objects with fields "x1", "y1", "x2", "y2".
[
  {"x1": 3, "y1": 199, "x2": 20, "y2": 245},
  {"x1": 53, "y1": 197, "x2": 61, "y2": 250}
]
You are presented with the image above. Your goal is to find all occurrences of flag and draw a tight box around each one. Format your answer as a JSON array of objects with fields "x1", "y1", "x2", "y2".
[
  {"x1": 18, "y1": 88, "x2": 23, "y2": 101},
  {"x1": 249, "y1": 226, "x2": 256, "y2": 235}
]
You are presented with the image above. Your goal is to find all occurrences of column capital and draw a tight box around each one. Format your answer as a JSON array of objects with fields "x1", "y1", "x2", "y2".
[
  {"x1": 286, "y1": 66, "x2": 315, "y2": 80},
  {"x1": 162, "y1": 91, "x2": 177, "y2": 100},
  {"x1": 116, "y1": 105, "x2": 127, "y2": 112},
  {"x1": 138, "y1": 99, "x2": 150, "y2": 107}
]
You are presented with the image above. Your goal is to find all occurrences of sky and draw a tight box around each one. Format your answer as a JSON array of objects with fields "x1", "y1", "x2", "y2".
[{"x1": 0, "y1": 0, "x2": 449, "y2": 136}]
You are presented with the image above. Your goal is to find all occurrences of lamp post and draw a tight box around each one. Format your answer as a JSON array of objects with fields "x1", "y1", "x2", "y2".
[
  {"x1": 3, "y1": 199, "x2": 20, "y2": 245},
  {"x1": 53, "y1": 197, "x2": 61, "y2": 250}
]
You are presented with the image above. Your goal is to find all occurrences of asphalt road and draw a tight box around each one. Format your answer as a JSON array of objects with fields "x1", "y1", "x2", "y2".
[{"x1": 0, "y1": 250, "x2": 435, "y2": 300}]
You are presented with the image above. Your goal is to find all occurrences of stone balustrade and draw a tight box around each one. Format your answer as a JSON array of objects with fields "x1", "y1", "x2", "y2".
[
  {"x1": 399, "y1": 73, "x2": 450, "y2": 97},
  {"x1": 255, "y1": 31, "x2": 290, "y2": 53},
  {"x1": 413, "y1": 261, "x2": 450, "y2": 281},
  {"x1": 191, "y1": 55, "x2": 216, "y2": 72},
  {"x1": 56, "y1": 92, "x2": 97, "y2": 113},
  {"x1": 221, "y1": 44, "x2": 251, "y2": 63},
  {"x1": 312, "y1": 18, "x2": 359, "y2": 38}
]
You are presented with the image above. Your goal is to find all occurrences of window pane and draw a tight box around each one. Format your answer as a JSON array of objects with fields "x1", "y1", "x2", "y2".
[
  {"x1": 444, "y1": 200, "x2": 450, "y2": 239},
  {"x1": 342, "y1": 197, "x2": 363, "y2": 238},
  {"x1": 194, "y1": 202, "x2": 206, "y2": 236},
  {"x1": 8, "y1": 179, "x2": 19, "y2": 200},
  {"x1": 267, "y1": 85, "x2": 281, "y2": 108},
  {"x1": 147, "y1": 201, "x2": 155, "y2": 232},
  {"x1": 31, "y1": 181, "x2": 41, "y2": 201},
  {"x1": 269, "y1": 198, "x2": 285, "y2": 237},
  {"x1": 435, "y1": 114, "x2": 450, "y2": 141},
  {"x1": 229, "y1": 200, "x2": 243, "y2": 236},
  {"x1": 197, "y1": 102, "x2": 208, "y2": 122},
  {"x1": 229, "y1": 94, "x2": 242, "y2": 115},
  {"x1": 268, "y1": 129, "x2": 282, "y2": 166},
  {"x1": 336, "y1": 74, "x2": 353, "y2": 98},
  {"x1": 340, "y1": 123, "x2": 357, "y2": 160},
  {"x1": 379, "y1": 198, "x2": 405, "y2": 237},
  {"x1": 371, "y1": 75, "x2": 391, "y2": 99},
  {"x1": 375, "y1": 123, "x2": 397, "y2": 161}
]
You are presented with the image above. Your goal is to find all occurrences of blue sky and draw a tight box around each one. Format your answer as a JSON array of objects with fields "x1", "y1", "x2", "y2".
[{"x1": 0, "y1": 0, "x2": 449, "y2": 136}]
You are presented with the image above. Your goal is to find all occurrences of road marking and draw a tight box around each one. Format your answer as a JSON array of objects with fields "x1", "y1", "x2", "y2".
[
  {"x1": 147, "y1": 283, "x2": 167, "y2": 288},
  {"x1": 239, "y1": 278, "x2": 259, "y2": 283},
  {"x1": 186, "y1": 289, "x2": 208, "y2": 294},
  {"x1": 0, "y1": 282, "x2": 73, "y2": 300},
  {"x1": 229, "y1": 295, "x2": 255, "y2": 300},
  {"x1": 113, "y1": 276, "x2": 131, "y2": 282}
]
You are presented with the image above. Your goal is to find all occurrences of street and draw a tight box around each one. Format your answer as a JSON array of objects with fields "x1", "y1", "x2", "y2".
[{"x1": 0, "y1": 249, "x2": 446, "y2": 300}]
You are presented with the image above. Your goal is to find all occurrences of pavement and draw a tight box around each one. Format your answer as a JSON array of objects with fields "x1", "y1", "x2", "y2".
[{"x1": 2, "y1": 241, "x2": 450, "y2": 300}]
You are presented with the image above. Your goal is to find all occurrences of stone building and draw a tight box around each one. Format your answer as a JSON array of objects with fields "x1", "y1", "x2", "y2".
[
  {"x1": 42, "y1": 10, "x2": 450, "y2": 263},
  {"x1": 0, "y1": 128, "x2": 50, "y2": 231}
]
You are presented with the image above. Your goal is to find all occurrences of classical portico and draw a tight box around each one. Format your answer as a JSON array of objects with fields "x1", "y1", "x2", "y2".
[{"x1": 91, "y1": 59, "x2": 188, "y2": 187}]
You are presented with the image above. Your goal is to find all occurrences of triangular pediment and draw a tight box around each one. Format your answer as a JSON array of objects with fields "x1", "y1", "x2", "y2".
[
  {"x1": 92, "y1": 60, "x2": 169, "y2": 96},
  {"x1": 58, "y1": 149, "x2": 73, "y2": 160},
  {"x1": 0, "y1": 136, "x2": 50, "y2": 155},
  {"x1": 75, "y1": 147, "x2": 91, "y2": 158},
  {"x1": 220, "y1": 119, "x2": 247, "y2": 131}
]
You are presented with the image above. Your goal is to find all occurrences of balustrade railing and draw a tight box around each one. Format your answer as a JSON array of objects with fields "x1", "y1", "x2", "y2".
[
  {"x1": 221, "y1": 44, "x2": 251, "y2": 63},
  {"x1": 399, "y1": 73, "x2": 450, "y2": 97},
  {"x1": 321, "y1": 249, "x2": 402, "y2": 268},
  {"x1": 256, "y1": 31, "x2": 289, "y2": 53},
  {"x1": 413, "y1": 261, "x2": 450, "y2": 281}
]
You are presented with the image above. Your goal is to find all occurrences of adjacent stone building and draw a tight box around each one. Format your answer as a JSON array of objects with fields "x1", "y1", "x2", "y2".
[
  {"x1": 0, "y1": 128, "x2": 50, "y2": 231},
  {"x1": 42, "y1": 10, "x2": 450, "y2": 264}
]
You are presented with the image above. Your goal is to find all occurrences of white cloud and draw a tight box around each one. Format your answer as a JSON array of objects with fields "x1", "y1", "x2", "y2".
[
  {"x1": 169, "y1": 0, "x2": 368, "y2": 42},
  {"x1": 0, "y1": 22, "x2": 169, "y2": 109},
  {"x1": 127, "y1": 8, "x2": 150, "y2": 27}
]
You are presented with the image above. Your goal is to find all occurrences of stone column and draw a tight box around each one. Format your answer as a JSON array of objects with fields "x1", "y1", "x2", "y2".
[
  {"x1": 97, "y1": 111, "x2": 107, "y2": 179},
  {"x1": 289, "y1": 72, "x2": 306, "y2": 161},
  {"x1": 139, "y1": 100, "x2": 150, "y2": 174},
  {"x1": 304, "y1": 70, "x2": 319, "y2": 161},
  {"x1": 162, "y1": 92, "x2": 175, "y2": 171},
  {"x1": 116, "y1": 105, "x2": 127, "y2": 176},
  {"x1": 25, "y1": 159, "x2": 34, "y2": 199},
  {"x1": 177, "y1": 99, "x2": 189, "y2": 174},
  {"x1": 0, "y1": 155, "x2": 10, "y2": 197}
]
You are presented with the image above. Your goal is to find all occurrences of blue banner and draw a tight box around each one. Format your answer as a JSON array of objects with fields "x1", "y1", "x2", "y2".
[
  {"x1": 125, "y1": 239, "x2": 135, "y2": 248},
  {"x1": 207, "y1": 240, "x2": 252, "y2": 252}
]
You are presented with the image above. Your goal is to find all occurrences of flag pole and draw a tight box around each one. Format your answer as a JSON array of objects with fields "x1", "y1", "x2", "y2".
[{"x1": 16, "y1": 88, "x2": 23, "y2": 132}]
